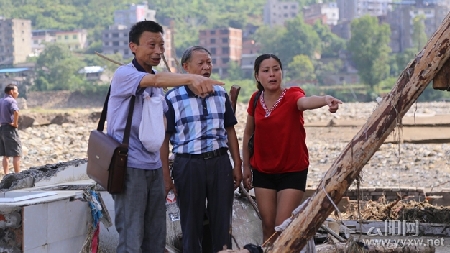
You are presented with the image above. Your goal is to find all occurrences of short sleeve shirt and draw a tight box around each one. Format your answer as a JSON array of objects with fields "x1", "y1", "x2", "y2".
[
  {"x1": 0, "y1": 95, "x2": 19, "y2": 124},
  {"x1": 106, "y1": 59, "x2": 167, "y2": 170},
  {"x1": 247, "y1": 87, "x2": 309, "y2": 173},
  {"x1": 165, "y1": 85, "x2": 237, "y2": 154}
]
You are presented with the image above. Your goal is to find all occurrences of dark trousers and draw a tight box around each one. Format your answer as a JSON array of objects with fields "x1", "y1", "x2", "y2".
[{"x1": 172, "y1": 154, "x2": 234, "y2": 253}]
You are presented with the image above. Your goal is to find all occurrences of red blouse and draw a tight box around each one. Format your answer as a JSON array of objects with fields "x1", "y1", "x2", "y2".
[{"x1": 247, "y1": 87, "x2": 309, "y2": 174}]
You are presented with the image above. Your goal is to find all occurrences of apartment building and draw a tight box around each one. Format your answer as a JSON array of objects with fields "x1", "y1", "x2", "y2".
[
  {"x1": 387, "y1": 1, "x2": 449, "y2": 53},
  {"x1": 31, "y1": 29, "x2": 88, "y2": 54},
  {"x1": 55, "y1": 30, "x2": 88, "y2": 51},
  {"x1": 337, "y1": 0, "x2": 392, "y2": 21},
  {"x1": 241, "y1": 39, "x2": 260, "y2": 78},
  {"x1": 31, "y1": 30, "x2": 56, "y2": 55},
  {"x1": 0, "y1": 18, "x2": 32, "y2": 65},
  {"x1": 101, "y1": 2, "x2": 176, "y2": 70},
  {"x1": 303, "y1": 2, "x2": 339, "y2": 26},
  {"x1": 113, "y1": 1, "x2": 156, "y2": 27},
  {"x1": 263, "y1": 0, "x2": 300, "y2": 27},
  {"x1": 102, "y1": 25, "x2": 175, "y2": 70},
  {"x1": 199, "y1": 27, "x2": 242, "y2": 77}
]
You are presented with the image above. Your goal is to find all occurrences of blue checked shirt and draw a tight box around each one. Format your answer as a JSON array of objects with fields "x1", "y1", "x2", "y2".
[{"x1": 165, "y1": 85, "x2": 237, "y2": 154}]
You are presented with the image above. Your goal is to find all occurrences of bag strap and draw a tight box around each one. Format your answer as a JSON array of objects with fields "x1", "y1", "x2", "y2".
[
  {"x1": 97, "y1": 86, "x2": 111, "y2": 132},
  {"x1": 97, "y1": 85, "x2": 143, "y2": 145},
  {"x1": 252, "y1": 91, "x2": 262, "y2": 127}
]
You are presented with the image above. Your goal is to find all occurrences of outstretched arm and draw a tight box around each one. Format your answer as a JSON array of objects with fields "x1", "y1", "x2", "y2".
[
  {"x1": 140, "y1": 72, "x2": 224, "y2": 97},
  {"x1": 297, "y1": 95, "x2": 342, "y2": 113}
]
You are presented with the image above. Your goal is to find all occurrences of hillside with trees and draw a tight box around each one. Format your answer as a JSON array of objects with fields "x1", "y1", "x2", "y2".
[{"x1": 0, "y1": 0, "x2": 448, "y2": 102}]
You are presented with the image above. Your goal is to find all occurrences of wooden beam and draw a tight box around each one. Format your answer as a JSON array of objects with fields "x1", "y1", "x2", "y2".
[{"x1": 268, "y1": 13, "x2": 450, "y2": 253}]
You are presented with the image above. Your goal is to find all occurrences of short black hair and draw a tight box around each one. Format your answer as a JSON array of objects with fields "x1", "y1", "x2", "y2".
[
  {"x1": 129, "y1": 21, "x2": 164, "y2": 45},
  {"x1": 181, "y1": 46, "x2": 211, "y2": 65},
  {"x1": 4, "y1": 84, "x2": 16, "y2": 94},
  {"x1": 254, "y1": 54, "x2": 283, "y2": 91}
]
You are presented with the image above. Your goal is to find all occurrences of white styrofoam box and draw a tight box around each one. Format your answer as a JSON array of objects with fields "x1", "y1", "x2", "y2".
[
  {"x1": 47, "y1": 198, "x2": 89, "y2": 244},
  {"x1": 24, "y1": 244, "x2": 47, "y2": 253},
  {"x1": 47, "y1": 200, "x2": 68, "y2": 243},
  {"x1": 23, "y1": 203, "x2": 49, "y2": 251},
  {"x1": 47, "y1": 235, "x2": 86, "y2": 253},
  {"x1": 66, "y1": 198, "x2": 90, "y2": 238}
]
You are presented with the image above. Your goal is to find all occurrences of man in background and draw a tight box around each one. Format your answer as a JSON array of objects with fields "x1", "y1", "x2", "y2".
[{"x1": 0, "y1": 84, "x2": 21, "y2": 175}]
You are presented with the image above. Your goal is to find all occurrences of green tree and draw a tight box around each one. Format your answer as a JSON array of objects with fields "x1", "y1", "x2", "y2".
[
  {"x1": 255, "y1": 16, "x2": 320, "y2": 66},
  {"x1": 312, "y1": 21, "x2": 346, "y2": 58},
  {"x1": 287, "y1": 54, "x2": 315, "y2": 81},
  {"x1": 412, "y1": 14, "x2": 427, "y2": 51},
  {"x1": 280, "y1": 16, "x2": 321, "y2": 64},
  {"x1": 35, "y1": 44, "x2": 85, "y2": 91},
  {"x1": 348, "y1": 16, "x2": 391, "y2": 93},
  {"x1": 314, "y1": 59, "x2": 343, "y2": 85},
  {"x1": 389, "y1": 48, "x2": 416, "y2": 76},
  {"x1": 254, "y1": 25, "x2": 286, "y2": 56},
  {"x1": 227, "y1": 61, "x2": 243, "y2": 81}
]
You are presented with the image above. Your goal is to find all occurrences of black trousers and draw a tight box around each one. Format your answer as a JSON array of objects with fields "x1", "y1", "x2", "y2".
[{"x1": 172, "y1": 153, "x2": 234, "y2": 253}]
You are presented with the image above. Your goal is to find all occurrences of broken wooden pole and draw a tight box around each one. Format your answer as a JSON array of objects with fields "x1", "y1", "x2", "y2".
[{"x1": 268, "y1": 13, "x2": 450, "y2": 253}]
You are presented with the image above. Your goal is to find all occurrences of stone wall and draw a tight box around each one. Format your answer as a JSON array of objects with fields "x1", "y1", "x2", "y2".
[{"x1": 26, "y1": 90, "x2": 106, "y2": 109}]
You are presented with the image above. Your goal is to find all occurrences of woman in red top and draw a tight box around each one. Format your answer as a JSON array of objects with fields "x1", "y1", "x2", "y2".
[{"x1": 242, "y1": 54, "x2": 342, "y2": 243}]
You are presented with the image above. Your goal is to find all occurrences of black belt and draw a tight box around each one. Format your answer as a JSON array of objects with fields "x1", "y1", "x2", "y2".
[{"x1": 176, "y1": 148, "x2": 228, "y2": 160}]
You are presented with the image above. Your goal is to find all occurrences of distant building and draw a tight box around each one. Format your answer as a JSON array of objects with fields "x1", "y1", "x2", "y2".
[
  {"x1": 199, "y1": 27, "x2": 242, "y2": 77},
  {"x1": 241, "y1": 39, "x2": 260, "y2": 78},
  {"x1": 31, "y1": 30, "x2": 56, "y2": 55},
  {"x1": 54, "y1": 30, "x2": 88, "y2": 51},
  {"x1": 114, "y1": 1, "x2": 156, "y2": 27},
  {"x1": 0, "y1": 67, "x2": 34, "y2": 98},
  {"x1": 303, "y1": 2, "x2": 339, "y2": 26},
  {"x1": 331, "y1": 20, "x2": 352, "y2": 40},
  {"x1": 387, "y1": 1, "x2": 449, "y2": 53},
  {"x1": 263, "y1": 0, "x2": 300, "y2": 27},
  {"x1": 31, "y1": 29, "x2": 88, "y2": 55},
  {"x1": 78, "y1": 66, "x2": 110, "y2": 83},
  {"x1": 0, "y1": 18, "x2": 32, "y2": 65},
  {"x1": 102, "y1": 25, "x2": 175, "y2": 71},
  {"x1": 101, "y1": 2, "x2": 175, "y2": 70},
  {"x1": 337, "y1": 0, "x2": 393, "y2": 21},
  {"x1": 102, "y1": 25, "x2": 130, "y2": 58},
  {"x1": 242, "y1": 24, "x2": 260, "y2": 40}
]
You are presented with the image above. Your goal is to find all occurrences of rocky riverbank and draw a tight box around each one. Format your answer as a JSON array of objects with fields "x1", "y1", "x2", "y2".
[{"x1": 9, "y1": 102, "x2": 450, "y2": 191}]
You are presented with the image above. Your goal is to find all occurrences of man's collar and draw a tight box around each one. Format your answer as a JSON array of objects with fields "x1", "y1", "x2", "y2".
[{"x1": 132, "y1": 58, "x2": 155, "y2": 74}]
